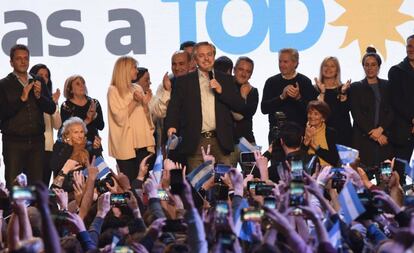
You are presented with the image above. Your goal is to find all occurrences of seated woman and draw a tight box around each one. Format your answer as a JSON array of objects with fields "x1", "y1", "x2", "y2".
[
  {"x1": 50, "y1": 117, "x2": 102, "y2": 189},
  {"x1": 303, "y1": 100, "x2": 340, "y2": 167}
]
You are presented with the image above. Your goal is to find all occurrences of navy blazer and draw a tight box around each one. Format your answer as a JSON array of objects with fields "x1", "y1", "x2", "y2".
[{"x1": 165, "y1": 70, "x2": 246, "y2": 155}]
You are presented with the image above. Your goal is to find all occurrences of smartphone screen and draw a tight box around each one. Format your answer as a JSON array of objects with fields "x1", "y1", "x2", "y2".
[
  {"x1": 264, "y1": 197, "x2": 276, "y2": 209},
  {"x1": 241, "y1": 208, "x2": 264, "y2": 222},
  {"x1": 291, "y1": 160, "x2": 303, "y2": 176},
  {"x1": 157, "y1": 189, "x2": 169, "y2": 201},
  {"x1": 215, "y1": 201, "x2": 229, "y2": 217},
  {"x1": 114, "y1": 246, "x2": 133, "y2": 253},
  {"x1": 110, "y1": 192, "x2": 129, "y2": 206},
  {"x1": 290, "y1": 181, "x2": 305, "y2": 195},
  {"x1": 380, "y1": 162, "x2": 392, "y2": 176},
  {"x1": 240, "y1": 152, "x2": 255, "y2": 163},
  {"x1": 215, "y1": 164, "x2": 231, "y2": 174},
  {"x1": 12, "y1": 186, "x2": 36, "y2": 201},
  {"x1": 247, "y1": 181, "x2": 265, "y2": 191}
]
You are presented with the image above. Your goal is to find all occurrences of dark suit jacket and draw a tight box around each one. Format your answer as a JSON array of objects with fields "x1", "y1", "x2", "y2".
[
  {"x1": 349, "y1": 78, "x2": 394, "y2": 166},
  {"x1": 165, "y1": 70, "x2": 246, "y2": 155},
  {"x1": 388, "y1": 57, "x2": 414, "y2": 145}
]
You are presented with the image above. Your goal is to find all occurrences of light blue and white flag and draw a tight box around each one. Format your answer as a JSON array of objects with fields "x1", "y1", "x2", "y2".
[
  {"x1": 166, "y1": 134, "x2": 182, "y2": 156},
  {"x1": 328, "y1": 221, "x2": 341, "y2": 249},
  {"x1": 338, "y1": 181, "x2": 366, "y2": 224},
  {"x1": 336, "y1": 144, "x2": 359, "y2": 165},
  {"x1": 94, "y1": 156, "x2": 110, "y2": 179},
  {"x1": 238, "y1": 137, "x2": 260, "y2": 152},
  {"x1": 186, "y1": 161, "x2": 214, "y2": 191},
  {"x1": 233, "y1": 198, "x2": 254, "y2": 242},
  {"x1": 410, "y1": 148, "x2": 414, "y2": 177},
  {"x1": 152, "y1": 147, "x2": 163, "y2": 183}
]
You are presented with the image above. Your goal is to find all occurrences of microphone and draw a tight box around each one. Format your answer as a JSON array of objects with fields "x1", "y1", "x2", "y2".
[{"x1": 208, "y1": 71, "x2": 214, "y2": 80}]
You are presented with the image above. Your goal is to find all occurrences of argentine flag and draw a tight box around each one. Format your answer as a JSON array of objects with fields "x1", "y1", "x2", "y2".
[
  {"x1": 328, "y1": 221, "x2": 341, "y2": 249},
  {"x1": 186, "y1": 161, "x2": 214, "y2": 191},
  {"x1": 336, "y1": 144, "x2": 359, "y2": 165},
  {"x1": 338, "y1": 181, "x2": 366, "y2": 224},
  {"x1": 152, "y1": 147, "x2": 163, "y2": 183}
]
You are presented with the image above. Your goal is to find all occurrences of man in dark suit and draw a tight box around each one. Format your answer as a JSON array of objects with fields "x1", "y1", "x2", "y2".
[
  {"x1": 165, "y1": 42, "x2": 246, "y2": 171},
  {"x1": 388, "y1": 34, "x2": 414, "y2": 184},
  {"x1": 388, "y1": 34, "x2": 414, "y2": 163}
]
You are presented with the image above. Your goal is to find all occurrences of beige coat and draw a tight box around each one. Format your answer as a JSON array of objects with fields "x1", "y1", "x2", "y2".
[{"x1": 107, "y1": 84, "x2": 155, "y2": 160}]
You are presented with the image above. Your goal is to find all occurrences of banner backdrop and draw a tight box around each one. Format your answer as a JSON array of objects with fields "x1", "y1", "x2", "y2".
[{"x1": 0, "y1": 0, "x2": 413, "y2": 178}]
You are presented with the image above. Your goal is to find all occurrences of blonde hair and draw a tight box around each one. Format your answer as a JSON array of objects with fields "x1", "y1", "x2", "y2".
[
  {"x1": 110, "y1": 56, "x2": 138, "y2": 98},
  {"x1": 63, "y1": 75, "x2": 87, "y2": 99},
  {"x1": 319, "y1": 57, "x2": 342, "y2": 87}
]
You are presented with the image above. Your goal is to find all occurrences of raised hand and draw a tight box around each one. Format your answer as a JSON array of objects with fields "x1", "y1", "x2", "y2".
[
  {"x1": 314, "y1": 77, "x2": 326, "y2": 94},
  {"x1": 52, "y1": 88, "x2": 61, "y2": 104},
  {"x1": 162, "y1": 72, "x2": 172, "y2": 91},
  {"x1": 201, "y1": 144, "x2": 215, "y2": 164}
]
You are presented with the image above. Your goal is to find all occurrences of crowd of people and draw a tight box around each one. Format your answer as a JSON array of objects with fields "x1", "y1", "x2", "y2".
[{"x1": 0, "y1": 34, "x2": 413, "y2": 252}]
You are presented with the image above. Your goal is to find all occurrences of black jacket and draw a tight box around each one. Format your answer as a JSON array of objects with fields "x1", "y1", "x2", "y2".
[
  {"x1": 0, "y1": 73, "x2": 55, "y2": 138},
  {"x1": 349, "y1": 78, "x2": 394, "y2": 167},
  {"x1": 165, "y1": 70, "x2": 246, "y2": 155},
  {"x1": 261, "y1": 73, "x2": 318, "y2": 131},
  {"x1": 388, "y1": 57, "x2": 414, "y2": 145}
]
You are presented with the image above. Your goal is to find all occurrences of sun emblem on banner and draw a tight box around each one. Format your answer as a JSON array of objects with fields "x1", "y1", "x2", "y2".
[{"x1": 330, "y1": 0, "x2": 413, "y2": 59}]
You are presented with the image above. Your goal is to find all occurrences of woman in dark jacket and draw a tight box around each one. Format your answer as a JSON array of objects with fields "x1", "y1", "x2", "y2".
[
  {"x1": 350, "y1": 47, "x2": 394, "y2": 169},
  {"x1": 303, "y1": 100, "x2": 340, "y2": 167}
]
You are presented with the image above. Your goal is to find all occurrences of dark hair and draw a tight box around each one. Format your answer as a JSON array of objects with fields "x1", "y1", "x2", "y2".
[
  {"x1": 279, "y1": 121, "x2": 304, "y2": 148},
  {"x1": 407, "y1": 34, "x2": 414, "y2": 42},
  {"x1": 235, "y1": 56, "x2": 254, "y2": 71},
  {"x1": 134, "y1": 67, "x2": 148, "y2": 83},
  {"x1": 9, "y1": 44, "x2": 29, "y2": 60},
  {"x1": 362, "y1": 46, "x2": 382, "y2": 67},
  {"x1": 179, "y1": 41, "x2": 196, "y2": 50},
  {"x1": 214, "y1": 56, "x2": 233, "y2": 74},
  {"x1": 29, "y1": 64, "x2": 52, "y2": 93},
  {"x1": 307, "y1": 100, "x2": 331, "y2": 120}
]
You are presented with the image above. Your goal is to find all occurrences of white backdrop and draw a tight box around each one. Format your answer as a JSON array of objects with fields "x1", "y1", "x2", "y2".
[{"x1": 0, "y1": 0, "x2": 413, "y2": 181}]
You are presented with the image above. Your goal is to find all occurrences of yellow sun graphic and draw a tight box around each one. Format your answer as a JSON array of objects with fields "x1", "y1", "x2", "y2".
[{"x1": 330, "y1": 0, "x2": 413, "y2": 59}]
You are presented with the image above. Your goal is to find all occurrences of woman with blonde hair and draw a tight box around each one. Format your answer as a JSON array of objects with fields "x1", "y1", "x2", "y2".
[
  {"x1": 107, "y1": 56, "x2": 155, "y2": 180},
  {"x1": 314, "y1": 56, "x2": 352, "y2": 147}
]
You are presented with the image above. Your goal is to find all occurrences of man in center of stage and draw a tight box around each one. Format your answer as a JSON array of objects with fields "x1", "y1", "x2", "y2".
[{"x1": 165, "y1": 41, "x2": 246, "y2": 171}]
